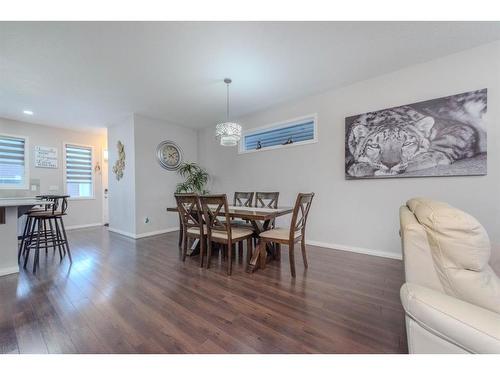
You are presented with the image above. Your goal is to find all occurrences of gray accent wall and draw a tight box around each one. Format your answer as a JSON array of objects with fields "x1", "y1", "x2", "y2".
[
  {"x1": 134, "y1": 114, "x2": 198, "y2": 235},
  {"x1": 198, "y1": 41, "x2": 500, "y2": 258}
]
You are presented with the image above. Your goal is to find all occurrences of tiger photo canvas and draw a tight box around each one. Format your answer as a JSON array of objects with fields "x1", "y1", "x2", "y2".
[{"x1": 345, "y1": 89, "x2": 487, "y2": 179}]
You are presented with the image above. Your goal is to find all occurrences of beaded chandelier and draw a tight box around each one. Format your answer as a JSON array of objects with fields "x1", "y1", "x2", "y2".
[{"x1": 215, "y1": 78, "x2": 242, "y2": 147}]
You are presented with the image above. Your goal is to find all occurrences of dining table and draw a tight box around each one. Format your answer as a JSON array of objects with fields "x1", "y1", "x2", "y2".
[{"x1": 166, "y1": 204, "x2": 293, "y2": 272}]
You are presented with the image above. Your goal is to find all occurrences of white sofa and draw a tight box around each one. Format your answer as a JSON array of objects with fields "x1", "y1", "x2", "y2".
[{"x1": 399, "y1": 198, "x2": 500, "y2": 354}]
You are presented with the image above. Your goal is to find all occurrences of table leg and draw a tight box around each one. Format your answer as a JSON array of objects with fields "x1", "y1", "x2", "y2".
[
  {"x1": 247, "y1": 239, "x2": 261, "y2": 273},
  {"x1": 246, "y1": 219, "x2": 274, "y2": 273}
]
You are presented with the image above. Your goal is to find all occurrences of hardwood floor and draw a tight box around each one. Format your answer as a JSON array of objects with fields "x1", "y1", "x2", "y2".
[{"x1": 0, "y1": 227, "x2": 408, "y2": 354}]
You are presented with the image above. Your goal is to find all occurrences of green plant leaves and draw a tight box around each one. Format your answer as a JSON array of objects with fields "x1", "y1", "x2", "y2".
[{"x1": 176, "y1": 162, "x2": 209, "y2": 194}]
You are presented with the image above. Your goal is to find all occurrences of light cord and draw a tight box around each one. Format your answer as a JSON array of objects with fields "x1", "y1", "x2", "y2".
[{"x1": 226, "y1": 82, "x2": 230, "y2": 121}]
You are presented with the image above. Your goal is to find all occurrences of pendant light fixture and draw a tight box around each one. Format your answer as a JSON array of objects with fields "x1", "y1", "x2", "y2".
[{"x1": 215, "y1": 78, "x2": 242, "y2": 147}]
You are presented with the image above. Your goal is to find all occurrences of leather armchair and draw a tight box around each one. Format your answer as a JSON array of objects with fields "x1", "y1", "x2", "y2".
[{"x1": 399, "y1": 198, "x2": 500, "y2": 353}]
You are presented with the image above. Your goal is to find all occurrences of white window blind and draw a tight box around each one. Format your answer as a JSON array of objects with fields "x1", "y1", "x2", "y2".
[
  {"x1": 0, "y1": 135, "x2": 27, "y2": 189},
  {"x1": 240, "y1": 115, "x2": 317, "y2": 153},
  {"x1": 65, "y1": 144, "x2": 93, "y2": 198}
]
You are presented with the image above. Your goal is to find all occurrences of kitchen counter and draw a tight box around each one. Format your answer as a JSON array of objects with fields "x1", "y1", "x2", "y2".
[
  {"x1": 0, "y1": 198, "x2": 45, "y2": 276},
  {"x1": 0, "y1": 197, "x2": 45, "y2": 207}
]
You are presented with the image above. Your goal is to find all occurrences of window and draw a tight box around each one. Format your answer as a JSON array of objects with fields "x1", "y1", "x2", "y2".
[
  {"x1": 65, "y1": 144, "x2": 94, "y2": 199},
  {"x1": 239, "y1": 115, "x2": 317, "y2": 153},
  {"x1": 0, "y1": 134, "x2": 28, "y2": 189}
]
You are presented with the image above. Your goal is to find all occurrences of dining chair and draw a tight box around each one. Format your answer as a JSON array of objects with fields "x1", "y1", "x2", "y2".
[
  {"x1": 200, "y1": 194, "x2": 254, "y2": 275},
  {"x1": 254, "y1": 191, "x2": 279, "y2": 228},
  {"x1": 250, "y1": 191, "x2": 280, "y2": 252},
  {"x1": 233, "y1": 192, "x2": 254, "y2": 207},
  {"x1": 231, "y1": 191, "x2": 255, "y2": 254},
  {"x1": 175, "y1": 193, "x2": 207, "y2": 267},
  {"x1": 254, "y1": 192, "x2": 279, "y2": 209},
  {"x1": 257, "y1": 192, "x2": 314, "y2": 277}
]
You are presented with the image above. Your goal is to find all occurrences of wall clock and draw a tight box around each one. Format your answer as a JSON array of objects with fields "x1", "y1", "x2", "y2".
[{"x1": 156, "y1": 140, "x2": 183, "y2": 171}]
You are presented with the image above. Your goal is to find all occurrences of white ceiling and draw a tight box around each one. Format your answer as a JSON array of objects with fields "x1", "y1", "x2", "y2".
[{"x1": 1, "y1": 21, "x2": 499, "y2": 132}]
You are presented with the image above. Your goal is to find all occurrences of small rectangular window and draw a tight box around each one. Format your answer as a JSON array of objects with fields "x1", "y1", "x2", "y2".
[
  {"x1": 240, "y1": 115, "x2": 317, "y2": 153},
  {"x1": 0, "y1": 134, "x2": 28, "y2": 189},
  {"x1": 65, "y1": 144, "x2": 94, "y2": 199}
]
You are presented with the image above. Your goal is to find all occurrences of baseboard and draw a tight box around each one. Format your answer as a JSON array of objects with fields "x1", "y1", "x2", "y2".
[
  {"x1": 0, "y1": 265, "x2": 19, "y2": 277},
  {"x1": 306, "y1": 239, "x2": 402, "y2": 260},
  {"x1": 135, "y1": 227, "x2": 179, "y2": 239},
  {"x1": 107, "y1": 227, "x2": 179, "y2": 239},
  {"x1": 107, "y1": 227, "x2": 136, "y2": 238},
  {"x1": 65, "y1": 223, "x2": 103, "y2": 231},
  {"x1": 101, "y1": 226, "x2": 402, "y2": 260}
]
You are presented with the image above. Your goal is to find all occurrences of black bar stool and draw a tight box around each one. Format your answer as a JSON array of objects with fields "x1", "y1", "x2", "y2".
[{"x1": 20, "y1": 195, "x2": 72, "y2": 273}]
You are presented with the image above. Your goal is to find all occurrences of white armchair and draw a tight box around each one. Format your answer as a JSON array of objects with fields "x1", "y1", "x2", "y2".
[{"x1": 399, "y1": 198, "x2": 500, "y2": 354}]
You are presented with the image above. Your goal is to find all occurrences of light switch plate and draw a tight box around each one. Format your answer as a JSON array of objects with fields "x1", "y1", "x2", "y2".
[{"x1": 31, "y1": 185, "x2": 37, "y2": 191}]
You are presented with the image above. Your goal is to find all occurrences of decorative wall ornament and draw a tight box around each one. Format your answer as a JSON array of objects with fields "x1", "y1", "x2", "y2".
[
  {"x1": 156, "y1": 140, "x2": 183, "y2": 171},
  {"x1": 34, "y1": 146, "x2": 58, "y2": 168},
  {"x1": 345, "y1": 89, "x2": 487, "y2": 179},
  {"x1": 112, "y1": 141, "x2": 126, "y2": 181}
]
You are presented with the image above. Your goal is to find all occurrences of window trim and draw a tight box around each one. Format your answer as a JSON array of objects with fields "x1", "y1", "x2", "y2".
[
  {"x1": 63, "y1": 142, "x2": 95, "y2": 200},
  {"x1": 0, "y1": 132, "x2": 29, "y2": 190},
  {"x1": 238, "y1": 114, "x2": 318, "y2": 154}
]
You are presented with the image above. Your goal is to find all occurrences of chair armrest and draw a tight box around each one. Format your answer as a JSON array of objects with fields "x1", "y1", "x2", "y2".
[{"x1": 400, "y1": 283, "x2": 500, "y2": 353}]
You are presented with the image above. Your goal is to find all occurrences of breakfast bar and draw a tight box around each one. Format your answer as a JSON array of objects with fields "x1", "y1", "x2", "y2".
[{"x1": 0, "y1": 198, "x2": 44, "y2": 276}]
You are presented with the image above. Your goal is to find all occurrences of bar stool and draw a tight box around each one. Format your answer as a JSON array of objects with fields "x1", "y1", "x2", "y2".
[
  {"x1": 18, "y1": 197, "x2": 51, "y2": 262},
  {"x1": 21, "y1": 195, "x2": 72, "y2": 273}
]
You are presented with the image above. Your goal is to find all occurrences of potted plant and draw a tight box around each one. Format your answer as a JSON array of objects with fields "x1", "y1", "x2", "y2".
[{"x1": 175, "y1": 162, "x2": 210, "y2": 195}]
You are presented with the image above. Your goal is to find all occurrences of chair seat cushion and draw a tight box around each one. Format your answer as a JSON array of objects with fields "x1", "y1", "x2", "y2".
[
  {"x1": 259, "y1": 228, "x2": 301, "y2": 241},
  {"x1": 212, "y1": 227, "x2": 253, "y2": 240},
  {"x1": 29, "y1": 211, "x2": 66, "y2": 218},
  {"x1": 187, "y1": 225, "x2": 208, "y2": 235},
  {"x1": 187, "y1": 225, "x2": 253, "y2": 240}
]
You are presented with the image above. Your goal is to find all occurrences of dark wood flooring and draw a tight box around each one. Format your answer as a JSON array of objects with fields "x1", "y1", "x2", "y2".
[{"x1": 0, "y1": 227, "x2": 408, "y2": 353}]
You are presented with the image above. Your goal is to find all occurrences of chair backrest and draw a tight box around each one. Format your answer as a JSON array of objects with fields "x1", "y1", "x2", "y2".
[
  {"x1": 254, "y1": 192, "x2": 279, "y2": 208},
  {"x1": 290, "y1": 193, "x2": 314, "y2": 238},
  {"x1": 37, "y1": 194, "x2": 69, "y2": 215},
  {"x1": 234, "y1": 192, "x2": 254, "y2": 207},
  {"x1": 175, "y1": 193, "x2": 204, "y2": 233},
  {"x1": 199, "y1": 194, "x2": 232, "y2": 239},
  {"x1": 59, "y1": 196, "x2": 69, "y2": 215}
]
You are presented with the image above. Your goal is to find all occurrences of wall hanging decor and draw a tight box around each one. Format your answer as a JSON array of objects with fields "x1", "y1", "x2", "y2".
[
  {"x1": 34, "y1": 145, "x2": 58, "y2": 168},
  {"x1": 345, "y1": 88, "x2": 487, "y2": 179},
  {"x1": 112, "y1": 140, "x2": 125, "y2": 180},
  {"x1": 156, "y1": 140, "x2": 183, "y2": 171}
]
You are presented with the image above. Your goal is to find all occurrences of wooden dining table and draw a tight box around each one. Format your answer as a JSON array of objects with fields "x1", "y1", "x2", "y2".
[{"x1": 166, "y1": 205, "x2": 293, "y2": 272}]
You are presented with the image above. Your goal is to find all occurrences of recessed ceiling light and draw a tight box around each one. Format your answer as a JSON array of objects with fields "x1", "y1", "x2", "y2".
[{"x1": 23, "y1": 110, "x2": 34, "y2": 115}]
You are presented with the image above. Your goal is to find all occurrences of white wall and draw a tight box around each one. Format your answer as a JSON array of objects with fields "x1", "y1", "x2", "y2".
[
  {"x1": 0, "y1": 117, "x2": 106, "y2": 228},
  {"x1": 107, "y1": 114, "x2": 198, "y2": 237},
  {"x1": 107, "y1": 115, "x2": 136, "y2": 235},
  {"x1": 198, "y1": 41, "x2": 500, "y2": 258}
]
